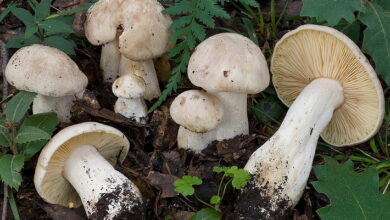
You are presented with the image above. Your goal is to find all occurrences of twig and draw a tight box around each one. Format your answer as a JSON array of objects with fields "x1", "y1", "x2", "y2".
[{"x1": 1, "y1": 183, "x2": 8, "y2": 220}]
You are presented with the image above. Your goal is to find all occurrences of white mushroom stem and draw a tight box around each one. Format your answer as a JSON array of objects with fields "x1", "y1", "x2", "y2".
[
  {"x1": 241, "y1": 78, "x2": 344, "y2": 217},
  {"x1": 100, "y1": 40, "x2": 121, "y2": 83},
  {"x1": 177, "y1": 92, "x2": 248, "y2": 153},
  {"x1": 114, "y1": 98, "x2": 147, "y2": 123},
  {"x1": 119, "y1": 56, "x2": 161, "y2": 101},
  {"x1": 33, "y1": 94, "x2": 77, "y2": 123},
  {"x1": 63, "y1": 145, "x2": 142, "y2": 219}
]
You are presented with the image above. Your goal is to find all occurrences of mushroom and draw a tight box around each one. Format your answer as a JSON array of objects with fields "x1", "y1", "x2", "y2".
[
  {"x1": 5, "y1": 44, "x2": 88, "y2": 123},
  {"x1": 100, "y1": 38, "x2": 121, "y2": 82},
  {"x1": 236, "y1": 25, "x2": 385, "y2": 218},
  {"x1": 85, "y1": 0, "x2": 173, "y2": 108},
  {"x1": 178, "y1": 33, "x2": 269, "y2": 152},
  {"x1": 34, "y1": 122, "x2": 144, "y2": 219},
  {"x1": 170, "y1": 90, "x2": 224, "y2": 152},
  {"x1": 112, "y1": 74, "x2": 147, "y2": 122}
]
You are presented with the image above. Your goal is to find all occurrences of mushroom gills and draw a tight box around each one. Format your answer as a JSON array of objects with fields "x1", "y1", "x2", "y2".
[
  {"x1": 63, "y1": 145, "x2": 143, "y2": 219},
  {"x1": 238, "y1": 78, "x2": 344, "y2": 218}
]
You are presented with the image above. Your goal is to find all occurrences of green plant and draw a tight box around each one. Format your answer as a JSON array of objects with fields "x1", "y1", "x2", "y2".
[
  {"x1": 301, "y1": 0, "x2": 390, "y2": 85},
  {"x1": 313, "y1": 157, "x2": 390, "y2": 220},
  {"x1": 149, "y1": 0, "x2": 259, "y2": 112},
  {"x1": 4, "y1": 0, "x2": 96, "y2": 55},
  {"x1": 174, "y1": 166, "x2": 250, "y2": 220},
  {"x1": 0, "y1": 91, "x2": 58, "y2": 219}
]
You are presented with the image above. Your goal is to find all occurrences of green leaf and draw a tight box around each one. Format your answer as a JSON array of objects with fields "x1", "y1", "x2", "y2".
[
  {"x1": 0, "y1": 154, "x2": 24, "y2": 190},
  {"x1": 190, "y1": 208, "x2": 221, "y2": 220},
  {"x1": 35, "y1": 0, "x2": 51, "y2": 21},
  {"x1": 8, "y1": 191, "x2": 20, "y2": 220},
  {"x1": 226, "y1": 166, "x2": 250, "y2": 189},
  {"x1": 41, "y1": 19, "x2": 74, "y2": 35},
  {"x1": 0, "y1": 117, "x2": 10, "y2": 147},
  {"x1": 174, "y1": 176, "x2": 202, "y2": 196},
  {"x1": 24, "y1": 24, "x2": 39, "y2": 39},
  {"x1": 377, "y1": 0, "x2": 390, "y2": 11},
  {"x1": 11, "y1": 8, "x2": 35, "y2": 26},
  {"x1": 213, "y1": 166, "x2": 229, "y2": 173},
  {"x1": 18, "y1": 140, "x2": 47, "y2": 160},
  {"x1": 242, "y1": 17, "x2": 258, "y2": 45},
  {"x1": 333, "y1": 19, "x2": 361, "y2": 43},
  {"x1": 360, "y1": 2, "x2": 390, "y2": 85},
  {"x1": 21, "y1": 113, "x2": 58, "y2": 134},
  {"x1": 15, "y1": 126, "x2": 51, "y2": 144},
  {"x1": 5, "y1": 91, "x2": 36, "y2": 123},
  {"x1": 313, "y1": 157, "x2": 390, "y2": 220},
  {"x1": 252, "y1": 96, "x2": 284, "y2": 125},
  {"x1": 0, "y1": 4, "x2": 16, "y2": 23},
  {"x1": 300, "y1": 0, "x2": 365, "y2": 26},
  {"x1": 210, "y1": 195, "x2": 221, "y2": 205},
  {"x1": 5, "y1": 34, "x2": 40, "y2": 49},
  {"x1": 44, "y1": 36, "x2": 76, "y2": 55}
]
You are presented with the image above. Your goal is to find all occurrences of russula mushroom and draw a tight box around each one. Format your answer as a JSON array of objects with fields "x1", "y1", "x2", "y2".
[
  {"x1": 85, "y1": 0, "x2": 173, "y2": 103},
  {"x1": 170, "y1": 90, "x2": 224, "y2": 152},
  {"x1": 236, "y1": 25, "x2": 385, "y2": 218},
  {"x1": 112, "y1": 74, "x2": 147, "y2": 122},
  {"x1": 5, "y1": 44, "x2": 88, "y2": 123},
  {"x1": 34, "y1": 122, "x2": 144, "y2": 219},
  {"x1": 100, "y1": 38, "x2": 121, "y2": 82},
  {"x1": 178, "y1": 33, "x2": 269, "y2": 152}
]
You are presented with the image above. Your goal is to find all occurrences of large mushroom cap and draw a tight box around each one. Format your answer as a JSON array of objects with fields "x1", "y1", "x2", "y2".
[
  {"x1": 85, "y1": 0, "x2": 172, "y2": 61},
  {"x1": 5, "y1": 44, "x2": 87, "y2": 97},
  {"x1": 271, "y1": 24, "x2": 385, "y2": 146},
  {"x1": 188, "y1": 33, "x2": 269, "y2": 94},
  {"x1": 170, "y1": 90, "x2": 224, "y2": 133},
  {"x1": 34, "y1": 122, "x2": 130, "y2": 207}
]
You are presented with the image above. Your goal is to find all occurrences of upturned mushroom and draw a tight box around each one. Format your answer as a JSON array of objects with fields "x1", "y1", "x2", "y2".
[
  {"x1": 34, "y1": 122, "x2": 144, "y2": 219},
  {"x1": 236, "y1": 25, "x2": 385, "y2": 218},
  {"x1": 112, "y1": 74, "x2": 147, "y2": 122},
  {"x1": 85, "y1": 0, "x2": 172, "y2": 104},
  {"x1": 5, "y1": 44, "x2": 88, "y2": 123},
  {"x1": 175, "y1": 33, "x2": 269, "y2": 152}
]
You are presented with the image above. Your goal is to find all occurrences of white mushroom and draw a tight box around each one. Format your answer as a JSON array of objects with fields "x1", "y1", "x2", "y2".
[
  {"x1": 236, "y1": 25, "x2": 385, "y2": 218},
  {"x1": 5, "y1": 44, "x2": 88, "y2": 123},
  {"x1": 177, "y1": 33, "x2": 269, "y2": 152},
  {"x1": 112, "y1": 74, "x2": 147, "y2": 122},
  {"x1": 100, "y1": 38, "x2": 121, "y2": 82},
  {"x1": 34, "y1": 122, "x2": 144, "y2": 219}
]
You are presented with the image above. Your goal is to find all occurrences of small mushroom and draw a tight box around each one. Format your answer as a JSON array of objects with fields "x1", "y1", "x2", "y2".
[
  {"x1": 34, "y1": 122, "x2": 144, "y2": 219},
  {"x1": 170, "y1": 90, "x2": 224, "y2": 152},
  {"x1": 5, "y1": 44, "x2": 88, "y2": 123},
  {"x1": 237, "y1": 25, "x2": 385, "y2": 218},
  {"x1": 112, "y1": 74, "x2": 147, "y2": 122},
  {"x1": 177, "y1": 33, "x2": 269, "y2": 152}
]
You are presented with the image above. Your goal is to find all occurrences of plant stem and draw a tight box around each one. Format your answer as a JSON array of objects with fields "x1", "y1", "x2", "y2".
[
  {"x1": 221, "y1": 179, "x2": 232, "y2": 200},
  {"x1": 0, "y1": 40, "x2": 8, "y2": 108},
  {"x1": 217, "y1": 174, "x2": 225, "y2": 196},
  {"x1": 193, "y1": 194, "x2": 214, "y2": 209},
  {"x1": 1, "y1": 184, "x2": 8, "y2": 220}
]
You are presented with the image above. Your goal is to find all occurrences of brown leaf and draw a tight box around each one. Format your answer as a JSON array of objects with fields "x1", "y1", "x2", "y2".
[
  {"x1": 146, "y1": 171, "x2": 178, "y2": 198},
  {"x1": 40, "y1": 203, "x2": 86, "y2": 220},
  {"x1": 173, "y1": 211, "x2": 195, "y2": 220}
]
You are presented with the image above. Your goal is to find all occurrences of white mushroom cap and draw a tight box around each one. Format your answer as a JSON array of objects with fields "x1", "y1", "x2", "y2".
[
  {"x1": 5, "y1": 44, "x2": 88, "y2": 97},
  {"x1": 188, "y1": 33, "x2": 269, "y2": 94},
  {"x1": 271, "y1": 24, "x2": 385, "y2": 146},
  {"x1": 34, "y1": 122, "x2": 130, "y2": 207},
  {"x1": 112, "y1": 74, "x2": 146, "y2": 99},
  {"x1": 85, "y1": 0, "x2": 172, "y2": 61},
  {"x1": 170, "y1": 90, "x2": 224, "y2": 133}
]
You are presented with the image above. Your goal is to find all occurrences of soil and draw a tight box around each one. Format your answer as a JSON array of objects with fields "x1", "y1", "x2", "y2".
[{"x1": 0, "y1": 0, "x2": 342, "y2": 219}]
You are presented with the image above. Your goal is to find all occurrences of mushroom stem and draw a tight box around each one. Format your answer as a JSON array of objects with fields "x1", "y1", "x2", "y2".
[
  {"x1": 119, "y1": 56, "x2": 161, "y2": 101},
  {"x1": 237, "y1": 78, "x2": 344, "y2": 218},
  {"x1": 33, "y1": 94, "x2": 77, "y2": 123},
  {"x1": 100, "y1": 40, "x2": 121, "y2": 83},
  {"x1": 63, "y1": 145, "x2": 143, "y2": 219},
  {"x1": 114, "y1": 97, "x2": 147, "y2": 123}
]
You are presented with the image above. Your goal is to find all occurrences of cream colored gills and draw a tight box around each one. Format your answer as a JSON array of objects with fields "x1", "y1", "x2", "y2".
[{"x1": 239, "y1": 24, "x2": 384, "y2": 218}]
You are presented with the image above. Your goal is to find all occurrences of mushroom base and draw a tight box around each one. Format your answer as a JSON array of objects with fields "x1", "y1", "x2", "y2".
[
  {"x1": 244, "y1": 78, "x2": 344, "y2": 214},
  {"x1": 63, "y1": 145, "x2": 143, "y2": 219},
  {"x1": 114, "y1": 97, "x2": 147, "y2": 123},
  {"x1": 33, "y1": 94, "x2": 77, "y2": 123}
]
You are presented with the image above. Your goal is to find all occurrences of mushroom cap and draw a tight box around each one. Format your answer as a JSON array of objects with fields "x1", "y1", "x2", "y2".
[
  {"x1": 112, "y1": 74, "x2": 146, "y2": 99},
  {"x1": 5, "y1": 44, "x2": 88, "y2": 97},
  {"x1": 34, "y1": 122, "x2": 130, "y2": 207},
  {"x1": 271, "y1": 24, "x2": 385, "y2": 146},
  {"x1": 188, "y1": 33, "x2": 269, "y2": 94},
  {"x1": 170, "y1": 90, "x2": 224, "y2": 133},
  {"x1": 84, "y1": 0, "x2": 172, "y2": 61}
]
